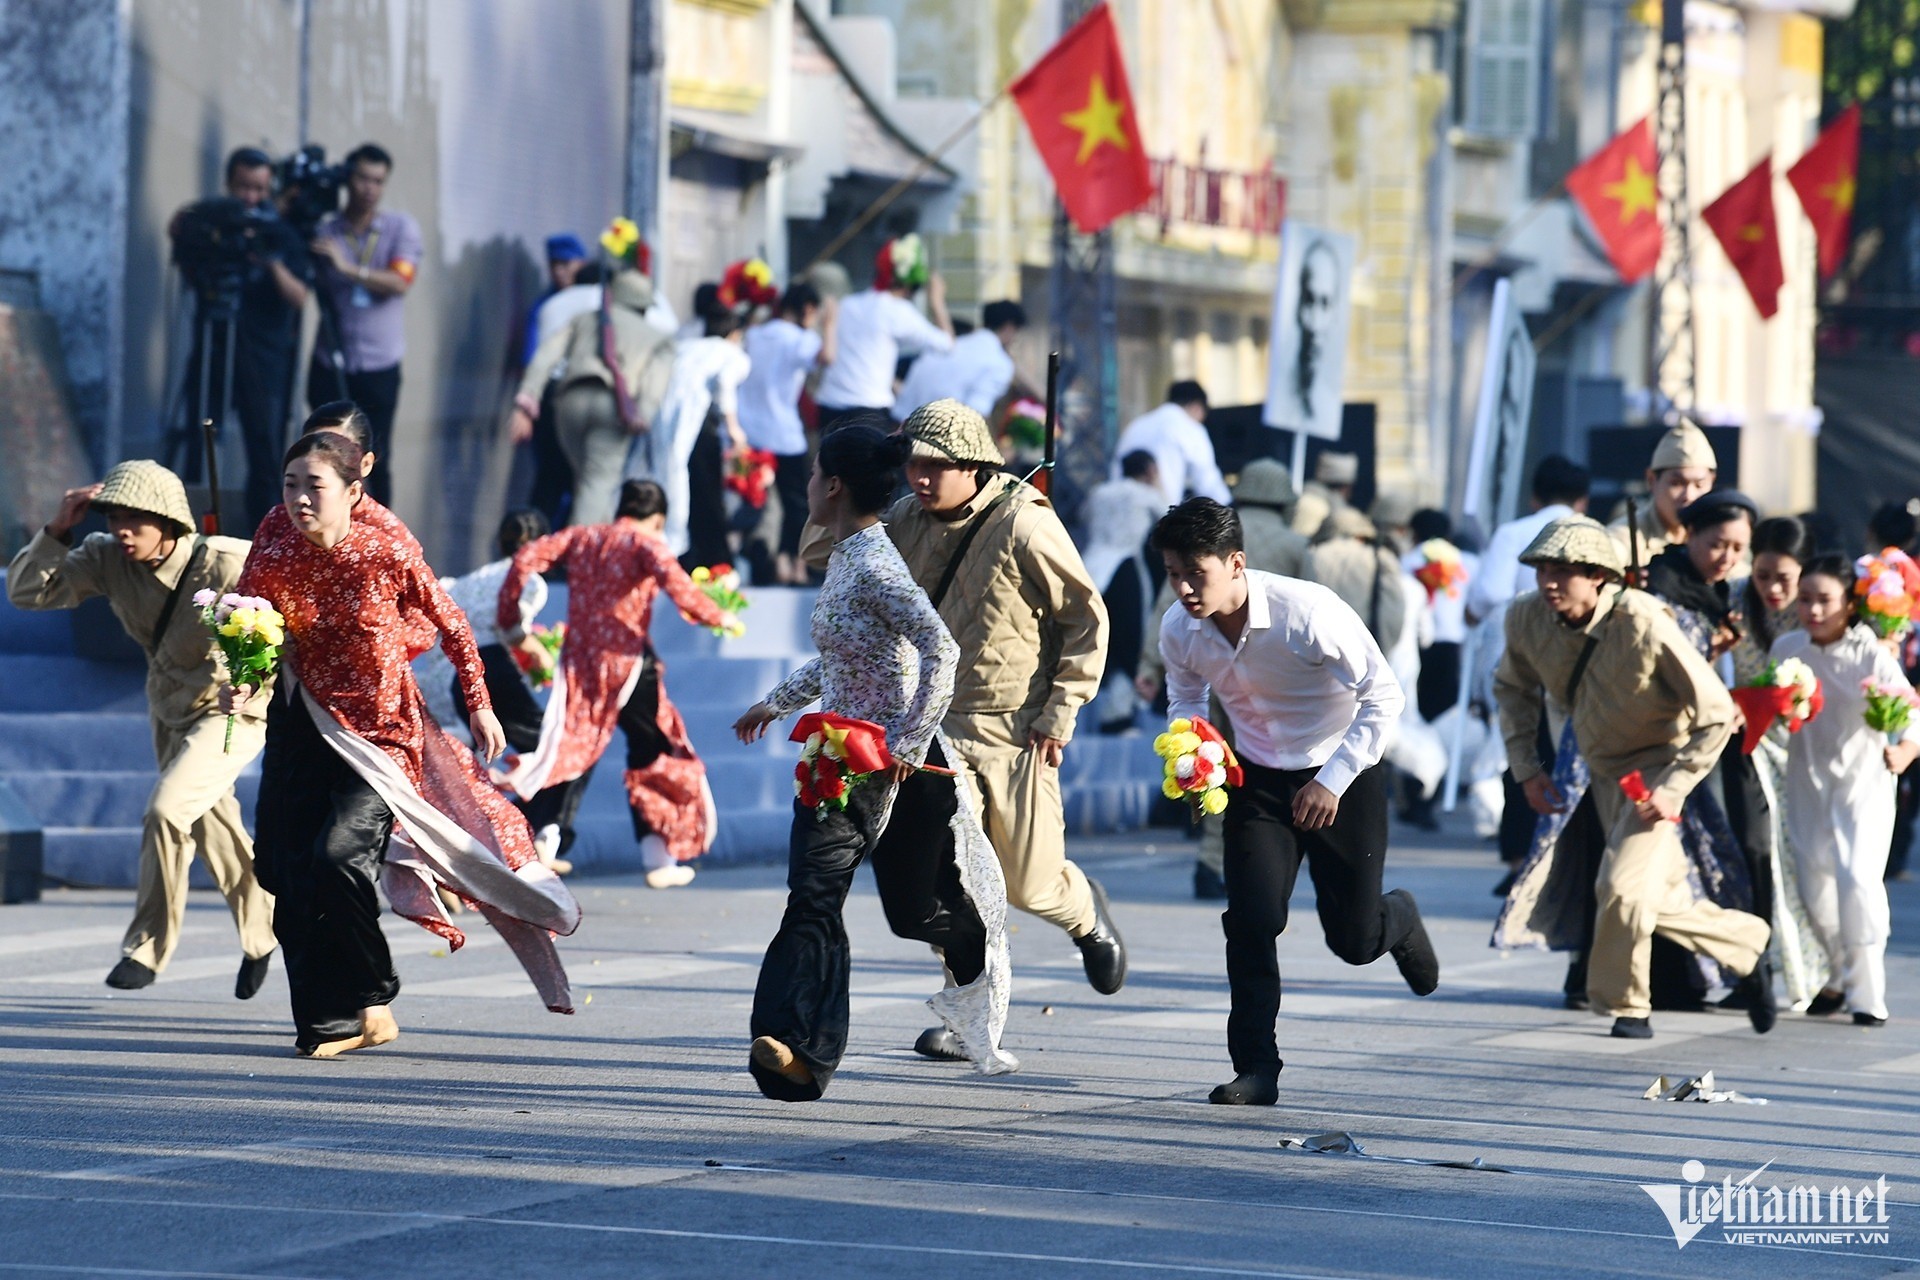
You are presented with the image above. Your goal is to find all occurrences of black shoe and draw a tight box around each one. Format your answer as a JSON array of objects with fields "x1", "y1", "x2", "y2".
[
  {"x1": 1192, "y1": 861, "x2": 1228, "y2": 901},
  {"x1": 1805, "y1": 988, "x2": 1845, "y2": 1016},
  {"x1": 912, "y1": 1026, "x2": 969, "y2": 1061},
  {"x1": 1075, "y1": 878, "x2": 1127, "y2": 995},
  {"x1": 104, "y1": 958, "x2": 156, "y2": 990},
  {"x1": 235, "y1": 951, "x2": 273, "y2": 1001},
  {"x1": 1610, "y1": 1016, "x2": 1654, "y2": 1039},
  {"x1": 1853, "y1": 1012, "x2": 1889, "y2": 1028},
  {"x1": 1207, "y1": 1068, "x2": 1280, "y2": 1106},
  {"x1": 1562, "y1": 953, "x2": 1589, "y2": 1009},
  {"x1": 1491, "y1": 869, "x2": 1518, "y2": 898},
  {"x1": 1738, "y1": 954, "x2": 1777, "y2": 1034},
  {"x1": 1386, "y1": 889, "x2": 1439, "y2": 996},
  {"x1": 1563, "y1": 992, "x2": 1590, "y2": 1011}
]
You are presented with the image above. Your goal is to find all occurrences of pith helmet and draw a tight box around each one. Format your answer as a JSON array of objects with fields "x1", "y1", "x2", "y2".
[
  {"x1": 94, "y1": 460, "x2": 194, "y2": 536},
  {"x1": 1649, "y1": 422, "x2": 1717, "y2": 473},
  {"x1": 900, "y1": 398, "x2": 1003, "y2": 467},
  {"x1": 1230, "y1": 458, "x2": 1296, "y2": 509},
  {"x1": 1519, "y1": 515, "x2": 1625, "y2": 579}
]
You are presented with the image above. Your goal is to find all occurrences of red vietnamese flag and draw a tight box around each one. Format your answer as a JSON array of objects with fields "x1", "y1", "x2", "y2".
[
  {"x1": 1564, "y1": 118, "x2": 1662, "y2": 283},
  {"x1": 1702, "y1": 156, "x2": 1785, "y2": 320},
  {"x1": 1786, "y1": 104, "x2": 1860, "y2": 277},
  {"x1": 1010, "y1": 3, "x2": 1155, "y2": 233}
]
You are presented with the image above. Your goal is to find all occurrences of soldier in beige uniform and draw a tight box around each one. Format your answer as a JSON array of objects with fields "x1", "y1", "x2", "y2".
[
  {"x1": 1289, "y1": 450, "x2": 1357, "y2": 537},
  {"x1": 1607, "y1": 422, "x2": 1717, "y2": 570},
  {"x1": 7, "y1": 461, "x2": 275, "y2": 996},
  {"x1": 805, "y1": 401, "x2": 1121, "y2": 1058},
  {"x1": 1493, "y1": 516, "x2": 1773, "y2": 1039}
]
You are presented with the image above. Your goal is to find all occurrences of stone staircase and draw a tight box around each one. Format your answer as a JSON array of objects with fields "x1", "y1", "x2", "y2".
[{"x1": 0, "y1": 573, "x2": 1159, "y2": 887}]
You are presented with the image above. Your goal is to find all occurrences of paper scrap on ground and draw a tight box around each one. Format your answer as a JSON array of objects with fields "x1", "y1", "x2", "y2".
[
  {"x1": 1276, "y1": 1131, "x2": 1508, "y2": 1172},
  {"x1": 1642, "y1": 1072, "x2": 1767, "y2": 1105}
]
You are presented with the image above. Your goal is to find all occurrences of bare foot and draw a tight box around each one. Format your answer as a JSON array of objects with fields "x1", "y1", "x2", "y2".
[
  {"x1": 646, "y1": 863, "x2": 694, "y2": 889},
  {"x1": 361, "y1": 1006, "x2": 399, "y2": 1047},
  {"x1": 750, "y1": 1035, "x2": 813, "y2": 1086},
  {"x1": 299, "y1": 1032, "x2": 368, "y2": 1059},
  {"x1": 435, "y1": 884, "x2": 465, "y2": 915}
]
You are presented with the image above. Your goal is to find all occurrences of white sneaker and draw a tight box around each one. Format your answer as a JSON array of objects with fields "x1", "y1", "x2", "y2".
[{"x1": 645, "y1": 863, "x2": 695, "y2": 889}]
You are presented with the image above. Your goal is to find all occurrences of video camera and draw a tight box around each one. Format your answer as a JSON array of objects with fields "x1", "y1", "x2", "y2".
[
  {"x1": 170, "y1": 197, "x2": 300, "y2": 317},
  {"x1": 273, "y1": 144, "x2": 349, "y2": 237}
]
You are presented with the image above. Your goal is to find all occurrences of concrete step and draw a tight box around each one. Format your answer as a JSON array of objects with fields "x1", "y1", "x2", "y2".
[{"x1": 0, "y1": 656, "x2": 148, "y2": 712}]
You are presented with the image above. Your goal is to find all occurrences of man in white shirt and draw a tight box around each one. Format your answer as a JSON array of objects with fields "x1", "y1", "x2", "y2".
[
  {"x1": 813, "y1": 236, "x2": 953, "y2": 430},
  {"x1": 1463, "y1": 455, "x2": 1590, "y2": 886},
  {"x1": 1155, "y1": 498, "x2": 1438, "y2": 1107},
  {"x1": 741, "y1": 284, "x2": 836, "y2": 582},
  {"x1": 892, "y1": 300, "x2": 1024, "y2": 421},
  {"x1": 1113, "y1": 381, "x2": 1230, "y2": 508}
]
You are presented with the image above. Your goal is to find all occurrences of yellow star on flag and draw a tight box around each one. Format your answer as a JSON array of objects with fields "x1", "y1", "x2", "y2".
[
  {"x1": 821, "y1": 723, "x2": 852, "y2": 762},
  {"x1": 1819, "y1": 173, "x2": 1856, "y2": 216},
  {"x1": 1737, "y1": 224, "x2": 1765, "y2": 243},
  {"x1": 1061, "y1": 75, "x2": 1130, "y2": 165},
  {"x1": 1603, "y1": 155, "x2": 1657, "y2": 224}
]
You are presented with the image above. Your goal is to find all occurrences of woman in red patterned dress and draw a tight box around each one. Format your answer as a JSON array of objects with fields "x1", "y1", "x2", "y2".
[
  {"x1": 227, "y1": 432, "x2": 579, "y2": 1057},
  {"x1": 497, "y1": 480, "x2": 732, "y2": 887}
]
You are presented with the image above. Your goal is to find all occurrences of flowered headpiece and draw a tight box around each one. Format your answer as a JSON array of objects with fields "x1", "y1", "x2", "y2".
[
  {"x1": 718, "y1": 258, "x2": 778, "y2": 311},
  {"x1": 600, "y1": 216, "x2": 651, "y2": 274},
  {"x1": 874, "y1": 233, "x2": 930, "y2": 291}
]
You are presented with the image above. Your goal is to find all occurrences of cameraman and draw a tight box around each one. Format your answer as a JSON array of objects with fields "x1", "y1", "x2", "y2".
[
  {"x1": 169, "y1": 146, "x2": 313, "y2": 529},
  {"x1": 308, "y1": 142, "x2": 421, "y2": 506}
]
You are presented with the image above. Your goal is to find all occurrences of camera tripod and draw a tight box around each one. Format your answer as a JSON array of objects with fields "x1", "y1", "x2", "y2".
[{"x1": 162, "y1": 301, "x2": 241, "y2": 535}]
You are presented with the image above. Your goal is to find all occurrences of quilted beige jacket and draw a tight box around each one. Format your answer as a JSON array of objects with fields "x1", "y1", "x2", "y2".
[{"x1": 882, "y1": 473, "x2": 1107, "y2": 742}]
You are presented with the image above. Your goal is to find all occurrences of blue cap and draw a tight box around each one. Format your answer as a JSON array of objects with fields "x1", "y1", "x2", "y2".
[{"x1": 545, "y1": 233, "x2": 588, "y2": 263}]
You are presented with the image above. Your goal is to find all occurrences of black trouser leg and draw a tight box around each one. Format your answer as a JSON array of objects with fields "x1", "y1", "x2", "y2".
[
  {"x1": 681, "y1": 420, "x2": 730, "y2": 572},
  {"x1": 617, "y1": 657, "x2": 671, "y2": 840},
  {"x1": 1720, "y1": 744, "x2": 1775, "y2": 922},
  {"x1": 866, "y1": 740, "x2": 988, "y2": 986},
  {"x1": 529, "y1": 381, "x2": 574, "y2": 527},
  {"x1": 518, "y1": 766, "x2": 594, "y2": 856},
  {"x1": 774, "y1": 450, "x2": 810, "y2": 558},
  {"x1": 253, "y1": 689, "x2": 399, "y2": 1051},
  {"x1": 1220, "y1": 762, "x2": 1406, "y2": 1076},
  {"x1": 749, "y1": 791, "x2": 876, "y2": 1101},
  {"x1": 452, "y1": 644, "x2": 546, "y2": 754}
]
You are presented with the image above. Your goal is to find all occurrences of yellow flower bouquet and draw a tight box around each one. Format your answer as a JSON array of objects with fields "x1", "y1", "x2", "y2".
[{"x1": 194, "y1": 590, "x2": 285, "y2": 752}]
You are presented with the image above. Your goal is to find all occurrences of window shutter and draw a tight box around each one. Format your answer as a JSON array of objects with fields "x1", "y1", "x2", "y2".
[{"x1": 1465, "y1": 0, "x2": 1540, "y2": 140}]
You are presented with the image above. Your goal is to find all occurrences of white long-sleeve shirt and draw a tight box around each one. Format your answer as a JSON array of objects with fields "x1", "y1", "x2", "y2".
[
  {"x1": 892, "y1": 329, "x2": 1016, "y2": 421},
  {"x1": 1161, "y1": 570, "x2": 1404, "y2": 796},
  {"x1": 814, "y1": 289, "x2": 953, "y2": 410},
  {"x1": 1466, "y1": 503, "x2": 1574, "y2": 624},
  {"x1": 1112, "y1": 402, "x2": 1230, "y2": 508}
]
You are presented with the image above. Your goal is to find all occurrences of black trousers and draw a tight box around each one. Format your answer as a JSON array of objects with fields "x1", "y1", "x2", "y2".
[
  {"x1": 680, "y1": 417, "x2": 731, "y2": 573},
  {"x1": 773, "y1": 450, "x2": 810, "y2": 558},
  {"x1": 517, "y1": 656, "x2": 670, "y2": 852},
  {"x1": 452, "y1": 643, "x2": 546, "y2": 755},
  {"x1": 529, "y1": 381, "x2": 574, "y2": 528},
  {"x1": 1499, "y1": 712, "x2": 1554, "y2": 865},
  {"x1": 252, "y1": 687, "x2": 399, "y2": 1051},
  {"x1": 750, "y1": 741, "x2": 986, "y2": 1101},
  {"x1": 1221, "y1": 761, "x2": 1414, "y2": 1075},
  {"x1": 1415, "y1": 640, "x2": 1461, "y2": 723},
  {"x1": 308, "y1": 362, "x2": 401, "y2": 505}
]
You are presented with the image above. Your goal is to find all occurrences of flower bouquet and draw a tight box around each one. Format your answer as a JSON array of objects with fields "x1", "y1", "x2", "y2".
[
  {"x1": 1862, "y1": 679, "x2": 1920, "y2": 745},
  {"x1": 599, "y1": 216, "x2": 650, "y2": 272},
  {"x1": 1001, "y1": 398, "x2": 1047, "y2": 456},
  {"x1": 1411, "y1": 538, "x2": 1468, "y2": 602},
  {"x1": 1852, "y1": 547, "x2": 1920, "y2": 639},
  {"x1": 724, "y1": 447, "x2": 777, "y2": 509},
  {"x1": 1728, "y1": 657, "x2": 1822, "y2": 754},
  {"x1": 1153, "y1": 717, "x2": 1243, "y2": 820},
  {"x1": 689, "y1": 564, "x2": 748, "y2": 638},
  {"x1": 789, "y1": 713, "x2": 893, "y2": 821},
  {"x1": 717, "y1": 257, "x2": 778, "y2": 312},
  {"x1": 511, "y1": 622, "x2": 566, "y2": 690},
  {"x1": 875, "y1": 233, "x2": 930, "y2": 291},
  {"x1": 194, "y1": 590, "x2": 285, "y2": 753}
]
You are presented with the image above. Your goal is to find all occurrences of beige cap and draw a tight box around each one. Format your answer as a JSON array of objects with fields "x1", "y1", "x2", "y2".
[
  {"x1": 900, "y1": 398, "x2": 1004, "y2": 467},
  {"x1": 1370, "y1": 490, "x2": 1417, "y2": 529},
  {"x1": 608, "y1": 268, "x2": 655, "y2": 313},
  {"x1": 1519, "y1": 515, "x2": 1625, "y2": 579},
  {"x1": 94, "y1": 460, "x2": 194, "y2": 535},
  {"x1": 1321, "y1": 505, "x2": 1378, "y2": 541},
  {"x1": 1315, "y1": 451, "x2": 1359, "y2": 485},
  {"x1": 1649, "y1": 422, "x2": 1717, "y2": 473},
  {"x1": 805, "y1": 261, "x2": 852, "y2": 300},
  {"x1": 1230, "y1": 457, "x2": 1296, "y2": 508}
]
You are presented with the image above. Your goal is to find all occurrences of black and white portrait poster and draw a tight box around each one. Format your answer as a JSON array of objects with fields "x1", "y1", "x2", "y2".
[
  {"x1": 1263, "y1": 222, "x2": 1355, "y2": 441},
  {"x1": 1461, "y1": 278, "x2": 1535, "y2": 528}
]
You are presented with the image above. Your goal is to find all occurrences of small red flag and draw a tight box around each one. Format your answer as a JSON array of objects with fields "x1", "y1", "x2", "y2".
[
  {"x1": 1564, "y1": 119, "x2": 1662, "y2": 283},
  {"x1": 1010, "y1": 3, "x2": 1155, "y2": 233},
  {"x1": 1786, "y1": 104, "x2": 1860, "y2": 278},
  {"x1": 1702, "y1": 156, "x2": 1785, "y2": 320}
]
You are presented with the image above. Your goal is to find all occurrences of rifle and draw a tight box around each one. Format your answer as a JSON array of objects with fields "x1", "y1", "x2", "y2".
[
  {"x1": 1024, "y1": 350, "x2": 1061, "y2": 494},
  {"x1": 1625, "y1": 495, "x2": 1642, "y2": 587}
]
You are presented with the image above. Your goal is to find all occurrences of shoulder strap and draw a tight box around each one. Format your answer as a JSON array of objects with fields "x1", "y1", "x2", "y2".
[
  {"x1": 151, "y1": 537, "x2": 205, "y2": 650},
  {"x1": 1563, "y1": 587, "x2": 1617, "y2": 704},
  {"x1": 928, "y1": 485, "x2": 1019, "y2": 611}
]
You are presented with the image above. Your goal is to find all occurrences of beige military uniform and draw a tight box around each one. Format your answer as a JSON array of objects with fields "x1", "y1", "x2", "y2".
[
  {"x1": 1494, "y1": 586, "x2": 1768, "y2": 1018},
  {"x1": 7, "y1": 529, "x2": 274, "y2": 972}
]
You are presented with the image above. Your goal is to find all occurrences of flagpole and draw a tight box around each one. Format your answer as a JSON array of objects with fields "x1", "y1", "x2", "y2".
[{"x1": 802, "y1": 88, "x2": 1012, "y2": 273}]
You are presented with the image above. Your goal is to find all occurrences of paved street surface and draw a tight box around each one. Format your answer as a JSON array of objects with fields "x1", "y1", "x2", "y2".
[{"x1": 2, "y1": 821, "x2": 1917, "y2": 1278}]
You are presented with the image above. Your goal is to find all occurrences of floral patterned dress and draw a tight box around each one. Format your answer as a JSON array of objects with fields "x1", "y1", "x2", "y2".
[
  {"x1": 241, "y1": 516, "x2": 580, "y2": 1012},
  {"x1": 253, "y1": 495, "x2": 438, "y2": 657},
  {"x1": 497, "y1": 522, "x2": 725, "y2": 860},
  {"x1": 761, "y1": 522, "x2": 1016, "y2": 1075}
]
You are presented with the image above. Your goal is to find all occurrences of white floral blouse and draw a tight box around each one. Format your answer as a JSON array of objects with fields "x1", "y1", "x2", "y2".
[{"x1": 763, "y1": 522, "x2": 956, "y2": 767}]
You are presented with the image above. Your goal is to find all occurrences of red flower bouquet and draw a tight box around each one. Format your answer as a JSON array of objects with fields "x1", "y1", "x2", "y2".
[
  {"x1": 724, "y1": 447, "x2": 777, "y2": 509},
  {"x1": 790, "y1": 713, "x2": 895, "y2": 820},
  {"x1": 1411, "y1": 538, "x2": 1468, "y2": 602},
  {"x1": 1727, "y1": 656, "x2": 1822, "y2": 754},
  {"x1": 717, "y1": 258, "x2": 778, "y2": 312}
]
